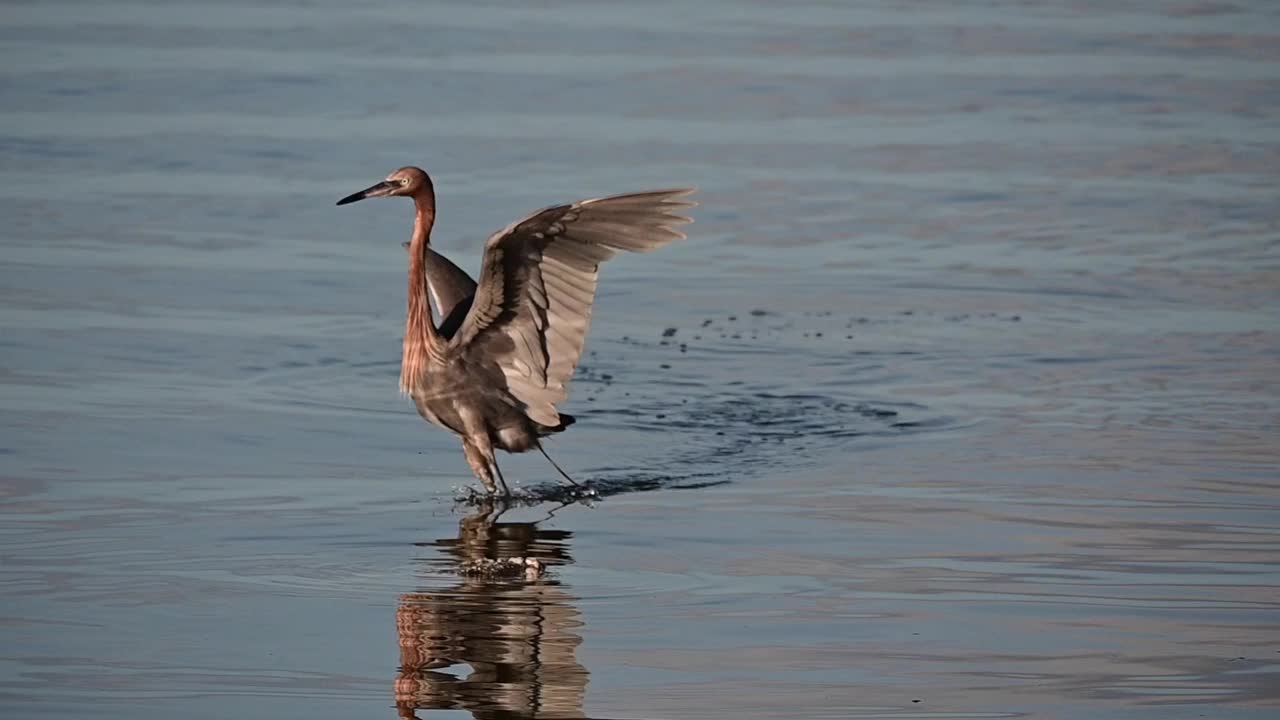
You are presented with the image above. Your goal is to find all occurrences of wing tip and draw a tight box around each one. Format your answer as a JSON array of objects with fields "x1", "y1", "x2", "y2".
[
  {"x1": 584, "y1": 187, "x2": 698, "y2": 207},
  {"x1": 653, "y1": 186, "x2": 698, "y2": 207}
]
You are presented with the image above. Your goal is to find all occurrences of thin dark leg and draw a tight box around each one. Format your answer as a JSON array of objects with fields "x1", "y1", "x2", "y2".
[{"x1": 536, "y1": 442, "x2": 579, "y2": 486}]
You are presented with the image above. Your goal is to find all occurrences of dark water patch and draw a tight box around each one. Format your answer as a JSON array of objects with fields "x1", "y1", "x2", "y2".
[
  {"x1": 581, "y1": 384, "x2": 941, "y2": 476},
  {"x1": 454, "y1": 473, "x2": 731, "y2": 509},
  {"x1": 0, "y1": 137, "x2": 98, "y2": 162},
  {"x1": 574, "y1": 310, "x2": 953, "y2": 481}
]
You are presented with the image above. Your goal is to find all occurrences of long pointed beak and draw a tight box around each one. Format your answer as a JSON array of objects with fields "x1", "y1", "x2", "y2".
[{"x1": 336, "y1": 180, "x2": 396, "y2": 206}]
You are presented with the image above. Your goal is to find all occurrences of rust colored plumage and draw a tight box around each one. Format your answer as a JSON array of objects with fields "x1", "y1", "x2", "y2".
[{"x1": 337, "y1": 166, "x2": 695, "y2": 496}]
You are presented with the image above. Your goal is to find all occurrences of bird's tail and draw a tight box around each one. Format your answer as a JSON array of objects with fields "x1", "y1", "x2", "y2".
[{"x1": 542, "y1": 413, "x2": 575, "y2": 433}]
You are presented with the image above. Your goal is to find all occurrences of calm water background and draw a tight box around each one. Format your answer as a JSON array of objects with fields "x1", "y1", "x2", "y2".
[{"x1": 2, "y1": 1, "x2": 1278, "y2": 718}]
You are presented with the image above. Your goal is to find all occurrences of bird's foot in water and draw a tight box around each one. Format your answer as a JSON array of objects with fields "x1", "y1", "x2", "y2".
[{"x1": 455, "y1": 480, "x2": 599, "y2": 507}]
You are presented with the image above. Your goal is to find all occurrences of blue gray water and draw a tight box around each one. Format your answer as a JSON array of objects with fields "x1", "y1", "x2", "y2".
[{"x1": 2, "y1": 1, "x2": 1278, "y2": 718}]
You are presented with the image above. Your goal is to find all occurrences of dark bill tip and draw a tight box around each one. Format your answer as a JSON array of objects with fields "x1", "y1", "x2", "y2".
[{"x1": 336, "y1": 180, "x2": 394, "y2": 206}]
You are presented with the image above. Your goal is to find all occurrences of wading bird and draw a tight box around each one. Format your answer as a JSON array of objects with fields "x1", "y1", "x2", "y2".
[{"x1": 337, "y1": 167, "x2": 695, "y2": 496}]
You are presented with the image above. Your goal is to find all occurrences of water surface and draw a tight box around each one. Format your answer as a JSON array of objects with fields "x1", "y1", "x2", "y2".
[{"x1": 2, "y1": 1, "x2": 1278, "y2": 718}]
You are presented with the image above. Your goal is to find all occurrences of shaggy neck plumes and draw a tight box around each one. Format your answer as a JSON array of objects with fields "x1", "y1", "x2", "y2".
[{"x1": 401, "y1": 188, "x2": 439, "y2": 393}]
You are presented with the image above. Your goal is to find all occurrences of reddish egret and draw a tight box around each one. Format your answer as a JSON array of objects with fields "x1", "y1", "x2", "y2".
[{"x1": 337, "y1": 166, "x2": 695, "y2": 496}]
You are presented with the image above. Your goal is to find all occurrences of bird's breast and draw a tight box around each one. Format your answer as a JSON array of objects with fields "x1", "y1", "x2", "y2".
[{"x1": 411, "y1": 391, "x2": 465, "y2": 436}]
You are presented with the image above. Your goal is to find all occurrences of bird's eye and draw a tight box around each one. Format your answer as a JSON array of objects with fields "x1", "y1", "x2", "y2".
[{"x1": 400, "y1": 178, "x2": 410, "y2": 186}]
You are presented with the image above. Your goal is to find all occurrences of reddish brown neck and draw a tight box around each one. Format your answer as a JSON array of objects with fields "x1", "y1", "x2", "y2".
[{"x1": 401, "y1": 189, "x2": 438, "y2": 392}]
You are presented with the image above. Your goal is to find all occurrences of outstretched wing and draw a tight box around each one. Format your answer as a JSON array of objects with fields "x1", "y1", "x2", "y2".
[{"x1": 450, "y1": 188, "x2": 696, "y2": 427}]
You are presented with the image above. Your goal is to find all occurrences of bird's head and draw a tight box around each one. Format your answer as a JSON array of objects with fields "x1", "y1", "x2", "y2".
[{"x1": 336, "y1": 166, "x2": 433, "y2": 205}]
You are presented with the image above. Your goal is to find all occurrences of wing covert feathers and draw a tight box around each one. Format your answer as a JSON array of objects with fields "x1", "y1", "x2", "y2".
[{"x1": 454, "y1": 189, "x2": 695, "y2": 426}]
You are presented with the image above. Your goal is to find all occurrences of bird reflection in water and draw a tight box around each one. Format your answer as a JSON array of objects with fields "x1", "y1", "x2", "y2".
[{"x1": 396, "y1": 500, "x2": 588, "y2": 719}]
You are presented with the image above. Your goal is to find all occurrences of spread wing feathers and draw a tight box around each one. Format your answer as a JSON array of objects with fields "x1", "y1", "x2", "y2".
[{"x1": 451, "y1": 188, "x2": 696, "y2": 426}]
